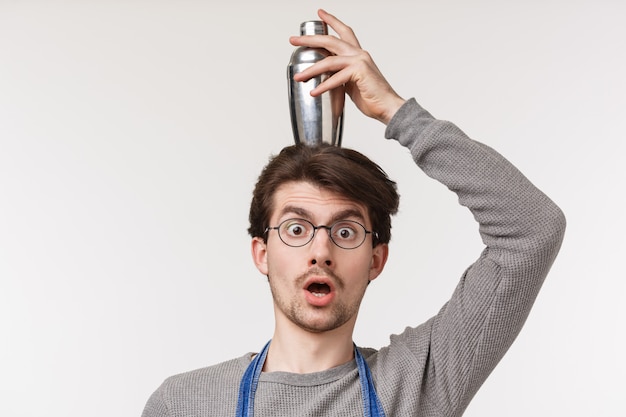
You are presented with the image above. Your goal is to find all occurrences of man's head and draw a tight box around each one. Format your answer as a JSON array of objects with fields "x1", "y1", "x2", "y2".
[
  {"x1": 248, "y1": 144, "x2": 399, "y2": 245},
  {"x1": 248, "y1": 144, "x2": 400, "y2": 333}
]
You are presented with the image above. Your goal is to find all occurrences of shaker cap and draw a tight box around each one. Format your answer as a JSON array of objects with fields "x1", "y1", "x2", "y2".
[{"x1": 300, "y1": 21, "x2": 328, "y2": 36}]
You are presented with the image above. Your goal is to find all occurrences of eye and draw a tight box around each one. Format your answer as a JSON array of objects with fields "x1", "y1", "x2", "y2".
[
  {"x1": 332, "y1": 222, "x2": 359, "y2": 241},
  {"x1": 282, "y1": 220, "x2": 310, "y2": 237}
]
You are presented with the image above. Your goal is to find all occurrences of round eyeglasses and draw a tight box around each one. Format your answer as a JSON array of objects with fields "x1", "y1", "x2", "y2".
[{"x1": 265, "y1": 218, "x2": 378, "y2": 250}]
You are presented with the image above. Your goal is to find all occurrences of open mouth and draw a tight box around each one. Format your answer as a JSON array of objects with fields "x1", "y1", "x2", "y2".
[{"x1": 307, "y1": 282, "x2": 331, "y2": 297}]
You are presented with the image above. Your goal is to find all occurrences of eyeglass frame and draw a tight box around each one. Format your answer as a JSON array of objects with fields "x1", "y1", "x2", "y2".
[{"x1": 264, "y1": 218, "x2": 379, "y2": 250}]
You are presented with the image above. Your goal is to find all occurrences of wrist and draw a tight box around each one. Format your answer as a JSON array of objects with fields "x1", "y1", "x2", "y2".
[{"x1": 380, "y1": 95, "x2": 406, "y2": 125}]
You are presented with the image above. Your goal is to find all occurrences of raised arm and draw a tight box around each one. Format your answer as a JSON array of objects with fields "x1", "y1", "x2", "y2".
[{"x1": 384, "y1": 98, "x2": 566, "y2": 413}]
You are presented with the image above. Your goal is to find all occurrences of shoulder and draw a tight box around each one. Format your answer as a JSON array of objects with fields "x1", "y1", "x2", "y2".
[
  {"x1": 143, "y1": 354, "x2": 253, "y2": 416},
  {"x1": 160, "y1": 353, "x2": 251, "y2": 392},
  {"x1": 360, "y1": 319, "x2": 435, "y2": 370}
]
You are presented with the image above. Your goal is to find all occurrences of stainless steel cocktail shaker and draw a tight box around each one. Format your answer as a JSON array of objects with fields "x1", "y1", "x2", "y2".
[{"x1": 288, "y1": 21, "x2": 345, "y2": 147}]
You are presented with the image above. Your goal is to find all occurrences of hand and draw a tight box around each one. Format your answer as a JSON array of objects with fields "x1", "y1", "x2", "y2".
[{"x1": 289, "y1": 9, "x2": 406, "y2": 125}]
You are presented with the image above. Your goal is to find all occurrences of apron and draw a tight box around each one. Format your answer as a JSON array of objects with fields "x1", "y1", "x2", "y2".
[{"x1": 235, "y1": 340, "x2": 386, "y2": 417}]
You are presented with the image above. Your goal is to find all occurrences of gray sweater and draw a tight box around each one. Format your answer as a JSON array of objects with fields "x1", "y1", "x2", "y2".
[{"x1": 142, "y1": 99, "x2": 566, "y2": 417}]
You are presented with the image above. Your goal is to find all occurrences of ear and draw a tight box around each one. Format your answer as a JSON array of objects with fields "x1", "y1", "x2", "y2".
[
  {"x1": 251, "y1": 237, "x2": 269, "y2": 275},
  {"x1": 368, "y1": 243, "x2": 389, "y2": 282}
]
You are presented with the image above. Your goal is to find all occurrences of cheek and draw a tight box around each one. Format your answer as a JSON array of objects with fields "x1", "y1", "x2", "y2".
[
  {"x1": 266, "y1": 245, "x2": 301, "y2": 275},
  {"x1": 341, "y1": 253, "x2": 374, "y2": 278}
]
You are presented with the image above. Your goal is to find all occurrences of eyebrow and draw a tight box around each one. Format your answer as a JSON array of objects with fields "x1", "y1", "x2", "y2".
[{"x1": 279, "y1": 205, "x2": 367, "y2": 225}]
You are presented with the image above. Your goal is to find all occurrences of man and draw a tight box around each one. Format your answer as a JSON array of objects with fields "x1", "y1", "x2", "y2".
[{"x1": 142, "y1": 9, "x2": 565, "y2": 417}]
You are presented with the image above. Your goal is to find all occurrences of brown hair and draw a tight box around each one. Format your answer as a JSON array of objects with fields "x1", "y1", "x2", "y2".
[{"x1": 248, "y1": 144, "x2": 399, "y2": 246}]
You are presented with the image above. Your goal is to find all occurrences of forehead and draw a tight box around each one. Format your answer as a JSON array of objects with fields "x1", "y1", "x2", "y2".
[{"x1": 271, "y1": 181, "x2": 369, "y2": 223}]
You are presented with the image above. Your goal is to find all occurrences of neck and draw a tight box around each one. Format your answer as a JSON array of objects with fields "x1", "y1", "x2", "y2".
[{"x1": 263, "y1": 318, "x2": 356, "y2": 374}]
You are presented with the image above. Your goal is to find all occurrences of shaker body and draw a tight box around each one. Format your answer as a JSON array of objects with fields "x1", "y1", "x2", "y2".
[{"x1": 287, "y1": 21, "x2": 345, "y2": 146}]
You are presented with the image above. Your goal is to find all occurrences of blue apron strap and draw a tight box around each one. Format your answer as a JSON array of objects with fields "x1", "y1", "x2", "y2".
[
  {"x1": 354, "y1": 344, "x2": 387, "y2": 417},
  {"x1": 235, "y1": 341, "x2": 386, "y2": 417},
  {"x1": 235, "y1": 340, "x2": 271, "y2": 417}
]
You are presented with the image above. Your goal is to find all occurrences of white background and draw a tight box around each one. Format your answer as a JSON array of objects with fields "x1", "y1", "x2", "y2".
[{"x1": 1, "y1": 1, "x2": 624, "y2": 416}]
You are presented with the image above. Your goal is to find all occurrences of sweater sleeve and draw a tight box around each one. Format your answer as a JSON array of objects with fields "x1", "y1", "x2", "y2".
[
  {"x1": 384, "y1": 99, "x2": 566, "y2": 414},
  {"x1": 141, "y1": 385, "x2": 170, "y2": 417}
]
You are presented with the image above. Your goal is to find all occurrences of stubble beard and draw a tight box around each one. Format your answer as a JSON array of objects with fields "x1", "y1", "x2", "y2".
[{"x1": 268, "y1": 269, "x2": 365, "y2": 334}]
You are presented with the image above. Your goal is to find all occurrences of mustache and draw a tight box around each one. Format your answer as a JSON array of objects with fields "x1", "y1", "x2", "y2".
[{"x1": 296, "y1": 267, "x2": 345, "y2": 290}]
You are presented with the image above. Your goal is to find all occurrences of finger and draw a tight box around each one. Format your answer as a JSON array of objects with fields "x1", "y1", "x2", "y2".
[
  {"x1": 309, "y1": 69, "x2": 353, "y2": 97},
  {"x1": 290, "y1": 57, "x2": 352, "y2": 94},
  {"x1": 292, "y1": 55, "x2": 349, "y2": 82},
  {"x1": 293, "y1": 51, "x2": 375, "y2": 82},
  {"x1": 289, "y1": 34, "x2": 359, "y2": 57},
  {"x1": 317, "y1": 9, "x2": 361, "y2": 48}
]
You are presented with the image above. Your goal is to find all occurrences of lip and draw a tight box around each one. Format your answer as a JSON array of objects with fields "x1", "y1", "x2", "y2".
[{"x1": 302, "y1": 275, "x2": 336, "y2": 307}]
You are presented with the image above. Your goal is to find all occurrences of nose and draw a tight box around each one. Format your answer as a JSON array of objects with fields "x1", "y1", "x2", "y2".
[{"x1": 308, "y1": 226, "x2": 334, "y2": 267}]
